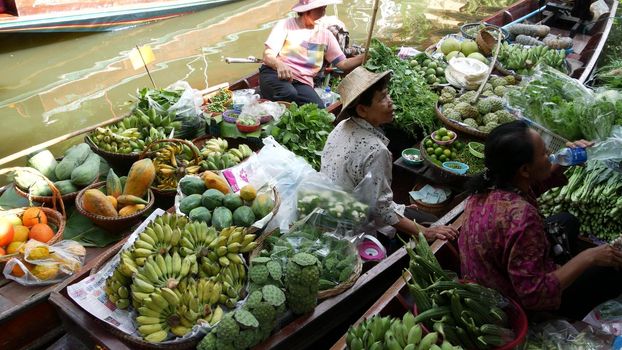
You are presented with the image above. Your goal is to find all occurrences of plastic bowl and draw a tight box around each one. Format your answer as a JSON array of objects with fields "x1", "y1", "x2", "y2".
[
  {"x1": 236, "y1": 119, "x2": 260, "y2": 133},
  {"x1": 442, "y1": 161, "x2": 469, "y2": 175},
  {"x1": 468, "y1": 142, "x2": 485, "y2": 159},
  {"x1": 222, "y1": 109, "x2": 239, "y2": 123},
  {"x1": 402, "y1": 148, "x2": 423, "y2": 166},
  {"x1": 431, "y1": 130, "x2": 457, "y2": 146}
]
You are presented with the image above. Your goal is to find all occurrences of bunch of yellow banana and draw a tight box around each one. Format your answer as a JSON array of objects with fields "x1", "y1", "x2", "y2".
[
  {"x1": 204, "y1": 226, "x2": 257, "y2": 268},
  {"x1": 180, "y1": 221, "x2": 218, "y2": 258},
  {"x1": 104, "y1": 264, "x2": 132, "y2": 309},
  {"x1": 200, "y1": 138, "x2": 229, "y2": 157},
  {"x1": 131, "y1": 214, "x2": 187, "y2": 266},
  {"x1": 153, "y1": 143, "x2": 201, "y2": 190}
]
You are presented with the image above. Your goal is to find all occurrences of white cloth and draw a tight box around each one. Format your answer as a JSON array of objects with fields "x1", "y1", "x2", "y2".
[{"x1": 321, "y1": 117, "x2": 404, "y2": 229}]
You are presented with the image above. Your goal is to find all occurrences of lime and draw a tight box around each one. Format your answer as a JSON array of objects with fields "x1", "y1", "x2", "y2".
[
  {"x1": 426, "y1": 147, "x2": 435, "y2": 154},
  {"x1": 434, "y1": 148, "x2": 443, "y2": 156},
  {"x1": 431, "y1": 154, "x2": 437, "y2": 160},
  {"x1": 439, "y1": 154, "x2": 447, "y2": 162},
  {"x1": 428, "y1": 61, "x2": 438, "y2": 69},
  {"x1": 425, "y1": 139, "x2": 433, "y2": 147},
  {"x1": 443, "y1": 149, "x2": 452, "y2": 157},
  {"x1": 423, "y1": 59, "x2": 432, "y2": 66},
  {"x1": 448, "y1": 131, "x2": 455, "y2": 138},
  {"x1": 435, "y1": 67, "x2": 445, "y2": 75},
  {"x1": 451, "y1": 151, "x2": 457, "y2": 160},
  {"x1": 438, "y1": 128, "x2": 448, "y2": 136},
  {"x1": 425, "y1": 68, "x2": 436, "y2": 76},
  {"x1": 441, "y1": 135, "x2": 451, "y2": 141}
]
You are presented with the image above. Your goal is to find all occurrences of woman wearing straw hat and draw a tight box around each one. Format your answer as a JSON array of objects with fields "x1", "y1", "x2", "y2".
[
  {"x1": 321, "y1": 67, "x2": 458, "y2": 241},
  {"x1": 259, "y1": 0, "x2": 364, "y2": 107}
]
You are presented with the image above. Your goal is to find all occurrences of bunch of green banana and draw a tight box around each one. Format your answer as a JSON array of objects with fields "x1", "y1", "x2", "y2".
[
  {"x1": 214, "y1": 263, "x2": 247, "y2": 308},
  {"x1": 131, "y1": 222, "x2": 183, "y2": 266},
  {"x1": 153, "y1": 142, "x2": 202, "y2": 191},
  {"x1": 90, "y1": 126, "x2": 145, "y2": 154},
  {"x1": 200, "y1": 138, "x2": 229, "y2": 156},
  {"x1": 104, "y1": 264, "x2": 132, "y2": 309},
  {"x1": 199, "y1": 140, "x2": 253, "y2": 170},
  {"x1": 180, "y1": 221, "x2": 218, "y2": 258},
  {"x1": 204, "y1": 226, "x2": 257, "y2": 268},
  {"x1": 497, "y1": 42, "x2": 566, "y2": 75}
]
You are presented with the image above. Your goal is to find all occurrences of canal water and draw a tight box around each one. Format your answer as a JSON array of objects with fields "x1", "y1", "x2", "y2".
[{"x1": 0, "y1": 0, "x2": 513, "y2": 164}]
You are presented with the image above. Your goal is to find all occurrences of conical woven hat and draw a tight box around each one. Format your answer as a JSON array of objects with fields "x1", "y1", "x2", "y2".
[{"x1": 337, "y1": 67, "x2": 391, "y2": 120}]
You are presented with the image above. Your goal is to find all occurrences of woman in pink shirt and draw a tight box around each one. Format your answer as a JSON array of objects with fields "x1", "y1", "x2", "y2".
[
  {"x1": 458, "y1": 121, "x2": 622, "y2": 319},
  {"x1": 260, "y1": 0, "x2": 363, "y2": 107}
]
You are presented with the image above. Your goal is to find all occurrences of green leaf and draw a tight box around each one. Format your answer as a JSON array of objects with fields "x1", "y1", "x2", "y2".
[
  {"x1": 63, "y1": 207, "x2": 122, "y2": 247},
  {"x1": 0, "y1": 185, "x2": 30, "y2": 210}
]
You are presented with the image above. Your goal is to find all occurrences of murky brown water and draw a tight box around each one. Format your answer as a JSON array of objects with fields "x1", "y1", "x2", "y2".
[{"x1": 0, "y1": 0, "x2": 513, "y2": 166}]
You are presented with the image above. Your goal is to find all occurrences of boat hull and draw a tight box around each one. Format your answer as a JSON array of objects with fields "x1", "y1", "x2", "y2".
[{"x1": 0, "y1": 0, "x2": 239, "y2": 33}]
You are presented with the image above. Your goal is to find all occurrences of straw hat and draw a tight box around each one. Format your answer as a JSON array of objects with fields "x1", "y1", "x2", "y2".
[
  {"x1": 337, "y1": 66, "x2": 391, "y2": 120},
  {"x1": 292, "y1": 0, "x2": 342, "y2": 13}
]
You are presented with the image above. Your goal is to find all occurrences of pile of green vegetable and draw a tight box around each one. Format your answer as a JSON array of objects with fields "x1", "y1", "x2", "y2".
[
  {"x1": 507, "y1": 65, "x2": 619, "y2": 141},
  {"x1": 365, "y1": 38, "x2": 439, "y2": 137},
  {"x1": 206, "y1": 88, "x2": 233, "y2": 113},
  {"x1": 270, "y1": 103, "x2": 335, "y2": 170},
  {"x1": 539, "y1": 161, "x2": 622, "y2": 241},
  {"x1": 405, "y1": 233, "x2": 516, "y2": 349}
]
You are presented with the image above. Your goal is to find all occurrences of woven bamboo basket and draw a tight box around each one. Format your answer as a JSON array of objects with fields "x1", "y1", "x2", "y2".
[
  {"x1": 435, "y1": 102, "x2": 488, "y2": 140},
  {"x1": 249, "y1": 228, "x2": 363, "y2": 300},
  {"x1": 14, "y1": 175, "x2": 97, "y2": 206},
  {"x1": 85, "y1": 135, "x2": 142, "y2": 175},
  {"x1": 87, "y1": 245, "x2": 202, "y2": 350},
  {"x1": 75, "y1": 181, "x2": 154, "y2": 232}
]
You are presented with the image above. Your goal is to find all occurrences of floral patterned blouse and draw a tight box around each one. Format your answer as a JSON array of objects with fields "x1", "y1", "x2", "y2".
[
  {"x1": 321, "y1": 117, "x2": 402, "y2": 227},
  {"x1": 458, "y1": 189, "x2": 562, "y2": 311}
]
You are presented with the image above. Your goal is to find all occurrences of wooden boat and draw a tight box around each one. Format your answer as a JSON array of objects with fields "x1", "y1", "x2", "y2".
[
  {"x1": 0, "y1": 0, "x2": 240, "y2": 33},
  {"x1": 482, "y1": 0, "x2": 619, "y2": 83}
]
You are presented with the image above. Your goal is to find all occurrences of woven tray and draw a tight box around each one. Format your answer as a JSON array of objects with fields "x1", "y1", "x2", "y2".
[
  {"x1": 75, "y1": 181, "x2": 154, "y2": 232},
  {"x1": 249, "y1": 228, "x2": 362, "y2": 300},
  {"x1": 435, "y1": 102, "x2": 488, "y2": 140},
  {"x1": 87, "y1": 238, "x2": 202, "y2": 350}
]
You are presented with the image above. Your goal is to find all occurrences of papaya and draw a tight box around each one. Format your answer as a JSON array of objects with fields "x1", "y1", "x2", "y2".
[
  {"x1": 53, "y1": 180, "x2": 78, "y2": 195},
  {"x1": 251, "y1": 193, "x2": 275, "y2": 218},
  {"x1": 201, "y1": 189, "x2": 225, "y2": 210},
  {"x1": 179, "y1": 176, "x2": 206, "y2": 196},
  {"x1": 55, "y1": 143, "x2": 91, "y2": 180},
  {"x1": 82, "y1": 189, "x2": 118, "y2": 217},
  {"x1": 212, "y1": 207, "x2": 232, "y2": 230},
  {"x1": 233, "y1": 206, "x2": 255, "y2": 227},
  {"x1": 123, "y1": 159, "x2": 155, "y2": 198},
  {"x1": 222, "y1": 193, "x2": 243, "y2": 211},
  {"x1": 179, "y1": 194, "x2": 202, "y2": 215},
  {"x1": 106, "y1": 169, "x2": 122, "y2": 198},
  {"x1": 118, "y1": 204, "x2": 146, "y2": 217},
  {"x1": 189, "y1": 207, "x2": 212, "y2": 224},
  {"x1": 27, "y1": 149, "x2": 58, "y2": 181},
  {"x1": 107, "y1": 195, "x2": 118, "y2": 209},
  {"x1": 71, "y1": 152, "x2": 100, "y2": 187},
  {"x1": 202, "y1": 171, "x2": 230, "y2": 194}
]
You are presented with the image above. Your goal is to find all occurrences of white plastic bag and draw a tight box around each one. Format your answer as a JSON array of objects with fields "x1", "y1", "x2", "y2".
[{"x1": 445, "y1": 57, "x2": 488, "y2": 90}]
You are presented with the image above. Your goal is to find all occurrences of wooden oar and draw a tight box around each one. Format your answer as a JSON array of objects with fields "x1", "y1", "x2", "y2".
[{"x1": 362, "y1": 0, "x2": 380, "y2": 64}]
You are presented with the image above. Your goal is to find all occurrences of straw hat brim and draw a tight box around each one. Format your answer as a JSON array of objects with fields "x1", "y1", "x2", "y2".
[
  {"x1": 336, "y1": 67, "x2": 392, "y2": 120},
  {"x1": 292, "y1": 0, "x2": 342, "y2": 13}
]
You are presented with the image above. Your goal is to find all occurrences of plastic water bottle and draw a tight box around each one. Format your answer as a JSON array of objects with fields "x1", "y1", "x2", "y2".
[
  {"x1": 548, "y1": 147, "x2": 589, "y2": 166},
  {"x1": 320, "y1": 87, "x2": 334, "y2": 107}
]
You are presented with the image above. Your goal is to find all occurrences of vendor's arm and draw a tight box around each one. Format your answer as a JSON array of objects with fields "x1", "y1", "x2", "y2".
[
  {"x1": 554, "y1": 244, "x2": 622, "y2": 289},
  {"x1": 334, "y1": 53, "x2": 365, "y2": 72},
  {"x1": 262, "y1": 19, "x2": 293, "y2": 81},
  {"x1": 365, "y1": 149, "x2": 457, "y2": 241},
  {"x1": 262, "y1": 47, "x2": 293, "y2": 81}
]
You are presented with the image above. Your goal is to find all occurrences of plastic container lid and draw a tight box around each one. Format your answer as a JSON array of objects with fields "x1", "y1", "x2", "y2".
[{"x1": 358, "y1": 235, "x2": 386, "y2": 262}]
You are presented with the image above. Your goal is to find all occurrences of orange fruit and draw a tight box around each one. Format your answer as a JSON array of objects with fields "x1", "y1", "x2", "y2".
[
  {"x1": 6, "y1": 241, "x2": 24, "y2": 254},
  {"x1": 12, "y1": 225, "x2": 29, "y2": 242},
  {"x1": 22, "y1": 207, "x2": 47, "y2": 228},
  {"x1": 29, "y1": 223, "x2": 54, "y2": 243},
  {"x1": 0, "y1": 221, "x2": 14, "y2": 247}
]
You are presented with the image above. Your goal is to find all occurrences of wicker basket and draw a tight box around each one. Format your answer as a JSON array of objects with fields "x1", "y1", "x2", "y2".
[
  {"x1": 435, "y1": 103, "x2": 488, "y2": 140},
  {"x1": 460, "y1": 23, "x2": 509, "y2": 41},
  {"x1": 75, "y1": 181, "x2": 154, "y2": 232},
  {"x1": 14, "y1": 176, "x2": 97, "y2": 206},
  {"x1": 476, "y1": 29, "x2": 497, "y2": 56},
  {"x1": 409, "y1": 182, "x2": 454, "y2": 218},
  {"x1": 249, "y1": 228, "x2": 363, "y2": 300},
  {"x1": 85, "y1": 135, "x2": 141, "y2": 175},
  {"x1": 87, "y1": 245, "x2": 202, "y2": 350}
]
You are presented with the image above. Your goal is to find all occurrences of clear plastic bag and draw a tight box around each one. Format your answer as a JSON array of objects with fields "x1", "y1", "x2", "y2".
[
  {"x1": 591, "y1": 126, "x2": 622, "y2": 163},
  {"x1": 519, "y1": 319, "x2": 614, "y2": 349},
  {"x1": 583, "y1": 296, "x2": 622, "y2": 336},
  {"x1": 239, "y1": 99, "x2": 286, "y2": 122},
  {"x1": 3, "y1": 239, "x2": 86, "y2": 286}
]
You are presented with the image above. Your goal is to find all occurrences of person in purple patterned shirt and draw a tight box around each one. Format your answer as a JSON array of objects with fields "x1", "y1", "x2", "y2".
[{"x1": 458, "y1": 120, "x2": 622, "y2": 319}]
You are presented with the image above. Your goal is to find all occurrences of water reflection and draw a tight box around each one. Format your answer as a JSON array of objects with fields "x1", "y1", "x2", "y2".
[{"x1": 0, "y1": 0, "x2": 510, "y2": 161}]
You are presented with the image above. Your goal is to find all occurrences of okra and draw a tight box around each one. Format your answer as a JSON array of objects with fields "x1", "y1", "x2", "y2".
[
  {"x1": 412, "y1": 306, "x2": 451, "y2": 324},
  {"x1": 480, "y1": 323, "x2": 515, "y2": 339},
  {"x1": 478, "y1": 334, "x2": 508, "y2": 347},
  {"x1": 433, "y1": 321, "x2": 461, "y2": 345}
]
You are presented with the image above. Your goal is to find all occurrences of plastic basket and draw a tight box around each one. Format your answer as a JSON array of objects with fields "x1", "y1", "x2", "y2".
[{"x1": 520, "y1": 117, "x2": 569, "y2": 153}]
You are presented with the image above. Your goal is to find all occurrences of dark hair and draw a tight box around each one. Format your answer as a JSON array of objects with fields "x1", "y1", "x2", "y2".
[
  {"x1": 466, "y1": 120, "x2": 535, "y2": 193},
  {"x1": 343, "y1": 75, "x2": 390, "y2": 118}
]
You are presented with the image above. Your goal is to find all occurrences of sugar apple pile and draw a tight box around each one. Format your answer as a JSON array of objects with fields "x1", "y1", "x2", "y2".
[
  {"x1": 197, "y1": 284, "x2": 286, "y2": 350},
  {"x1": 285, "y1": 252, "x2": 321, "y2": 315}
]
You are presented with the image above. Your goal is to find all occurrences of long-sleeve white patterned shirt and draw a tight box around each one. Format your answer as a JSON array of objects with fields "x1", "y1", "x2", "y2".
[{"x1": 320, "y1": 117, "x2": 402, "y2": 227}]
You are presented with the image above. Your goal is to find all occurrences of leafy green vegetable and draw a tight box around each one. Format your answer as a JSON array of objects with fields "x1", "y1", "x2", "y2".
[
  {"x1": 364, "y1": 39, "x2": 439, "y2": 138},
  {"x1": 270, "y1": 103, "x2": 334, "y2": 170}
]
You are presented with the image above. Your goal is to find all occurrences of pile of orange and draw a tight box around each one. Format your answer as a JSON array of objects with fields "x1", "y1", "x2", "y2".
[{"x1": 0, "y1": 207, "x2": 55, "y2": 257}]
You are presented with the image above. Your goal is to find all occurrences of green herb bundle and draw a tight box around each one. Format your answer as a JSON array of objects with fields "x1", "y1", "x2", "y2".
[
  {"x1": 270, "y1": 103, "x2": 335, "y2": 170},
  {"x1": 364, "y1": 39, "x2": 439, "y2": 138}
]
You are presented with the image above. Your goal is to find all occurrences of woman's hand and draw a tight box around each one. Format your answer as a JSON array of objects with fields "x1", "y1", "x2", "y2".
[
  {"x1": 581, "y1": 244, "x2": 622, "y2": 268},
  {"x1": 566, "y1": 139, "x2": 594, "y2": 149},
  {"x1": 275, "y1": 61, "x2": 293, "y2": 81},
  {"x1": 423, "y1": 225, "x2": 458, "y2": 241}
]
